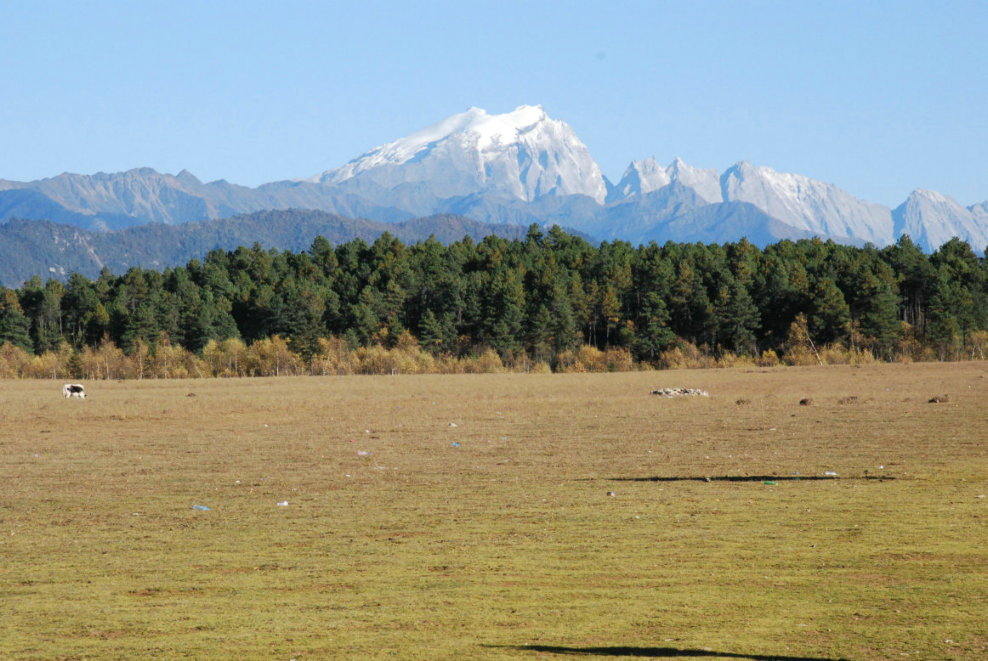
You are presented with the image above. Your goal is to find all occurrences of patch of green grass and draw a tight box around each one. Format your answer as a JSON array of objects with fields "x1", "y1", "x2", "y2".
[{"x1": 1, "y1": 364, "x2": 986, "y2": 659}]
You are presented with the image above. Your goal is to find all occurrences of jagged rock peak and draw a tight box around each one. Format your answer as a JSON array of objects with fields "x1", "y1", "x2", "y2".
[
  {"x1": 613, "y1": 157, "x2": 722, "y2": 204},
  {"x1": 615, "y1": 158, "x2": 671, "y2": 198}
]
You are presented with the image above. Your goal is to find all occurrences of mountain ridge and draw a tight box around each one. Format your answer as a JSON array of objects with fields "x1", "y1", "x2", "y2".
[
  {"x1": 0, "y1": 211, "x2": 542, "y2": 287},
  {"x1": 2, "y1": 105, "x2": 986, "y2": 255}
]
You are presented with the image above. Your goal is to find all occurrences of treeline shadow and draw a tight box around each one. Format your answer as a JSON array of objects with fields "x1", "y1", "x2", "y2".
[
  {"x1": 604, "y1": 475, "x2": 893, "y2": 483},
  {"x1": 490, "y1": 644, "x2": 848, "y2": 660}
]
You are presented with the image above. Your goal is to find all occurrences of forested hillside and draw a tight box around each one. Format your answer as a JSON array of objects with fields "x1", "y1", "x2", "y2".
[{"x1": 1, "y1": 225, "x2": 985, "y2": 378}]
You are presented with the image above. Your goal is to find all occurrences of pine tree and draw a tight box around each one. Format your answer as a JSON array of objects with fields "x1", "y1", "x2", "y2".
[{"x1": 0, "y1": 289, "x2": 33, "y2": 352}]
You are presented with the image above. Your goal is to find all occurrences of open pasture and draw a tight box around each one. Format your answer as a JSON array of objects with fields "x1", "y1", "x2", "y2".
[{"x1": 1, "y1": 363, "x2": 986, "y2": 660}]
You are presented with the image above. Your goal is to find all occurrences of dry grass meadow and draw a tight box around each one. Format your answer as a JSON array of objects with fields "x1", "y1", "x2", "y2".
[{"x1": 1, "y1": 363, "x2": 986, "y2": 660}]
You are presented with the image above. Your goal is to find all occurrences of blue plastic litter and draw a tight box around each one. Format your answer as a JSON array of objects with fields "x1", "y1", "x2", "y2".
[{"x1": 193, "y1": 505, "x2": 210, "y2": 511}]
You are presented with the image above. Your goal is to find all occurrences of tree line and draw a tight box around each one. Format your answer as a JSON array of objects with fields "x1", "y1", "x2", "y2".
[{"x1": 1, "y1": 225, "x2": 986, "y2": 378}]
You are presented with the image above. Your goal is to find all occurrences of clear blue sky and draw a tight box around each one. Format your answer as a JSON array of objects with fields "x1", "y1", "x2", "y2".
[{"x1": 1, "y1": 0, "x2": 986, "y2": 207}]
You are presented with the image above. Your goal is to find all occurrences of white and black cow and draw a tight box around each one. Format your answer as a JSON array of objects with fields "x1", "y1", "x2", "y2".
[{"x1": 62, "y1": 383, "x2": 86, "y2": 399}]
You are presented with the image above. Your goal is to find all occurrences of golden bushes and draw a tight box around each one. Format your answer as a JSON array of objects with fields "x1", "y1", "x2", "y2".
[{"x1": 2, "y1": 327, "x2": 987, "y2": 380}]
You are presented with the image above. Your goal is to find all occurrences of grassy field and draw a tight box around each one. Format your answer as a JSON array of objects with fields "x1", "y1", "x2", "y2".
[{"x1": 1, "y1": 363, "x2": 986, "y2": 660}]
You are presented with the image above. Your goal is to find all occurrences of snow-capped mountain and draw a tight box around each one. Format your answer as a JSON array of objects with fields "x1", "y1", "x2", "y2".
[
  {"x1": 611, "y1": 157, "x2": 722, "y2": 204},
  {"x1": 602, "y1": 158, "x2": 893, "y2": 246},
  {"x1": 718, "y1": 161, "x2": 895, "y2": 246},
  {"x1": 612, "y1": 159, "x2": 670, "y2": 199},
  {"x1": 893, "y1": 190, "x2": 988, "y2": 253},
  {"x1": 2, "y1": 104, "x2": 987, "y2": 254},
  {"x1": 317, "y1": 105, "x2": 608, "y2": 205}
]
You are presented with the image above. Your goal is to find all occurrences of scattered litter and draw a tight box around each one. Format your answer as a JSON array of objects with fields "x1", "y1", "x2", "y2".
[
  {"x1": 276, "y1": 501, "x2": 288, "y2": 507},
  {"x1": 764, "y1": 481, "x2": 777, "y2": 486},
  {"x1": 449, "y1": 422, "x2": 458, "y2": 428},
  {"x1": 799, "y1": 398, "x2": 813, "y2": 406},
  {"x1": 193, "y1": 505, "x2": 210, "y2": 511},
  {"x1": 451, "y1": 441, "x2": 461, "y2": 448},
  {"x1": 607, "y1": 491, "x2": 616, "y2": 497},
  {"x1": 263, "y1": 424, "x2": 268, "y2": 428},
  {"x1": 651, "y1": 387, "x2": 709, "y2": 397},
  {"x1": 34, "y1": 453, "x2": 39, "y2": 458},
  {"x1": 132, "y1": 512, "x2": 140, "y2": 516},
  {"x1": 364, "y1": 429, "x2": 370, "y2": 434},
  {"x1": 824, "y1": 471, "x2": 838, "y2": 476},
  {"x1": 978, "y1": 495, "x2": 985, "y2": 499},
  {"x1": 357, "y1": 450, "x2": 371, "y2": 457}
]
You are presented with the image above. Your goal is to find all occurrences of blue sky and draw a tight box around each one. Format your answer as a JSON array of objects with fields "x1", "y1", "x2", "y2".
[{"x1": 1, "y1": 0, "x2": 986, "y2": 207}]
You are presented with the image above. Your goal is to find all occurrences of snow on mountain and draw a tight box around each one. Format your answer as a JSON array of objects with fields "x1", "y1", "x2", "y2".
[
  {"x1": 970, "y1": 200, "x2": 988, "y2": 224},
  {"x1": 668, "y1": 158, "x2": 723, "y2": 203},
  {"x1": 318, "y1": 105, "x2": 608, "y2": 204},
  {"x1": 612, "y1": 157, "x2": 721, "y2": 203},
  {"x1": 609, "y1": 158, "x2": 896, "y2": 246},
  {"x1": 720, "y1": 161, "x2": 893, "y2": 245},
  {"x1": 609, "y1": 158, "x2": 988, "y2": 253},
  {"x1": 612, "y1": 159, "x2": 671, "y2": 199},
  {"x1": 3, "y1": 104, "x2": 988, "y2": 253},
  {"x1": 893, "y1": 190, "x2": 988, "y2": 253}
]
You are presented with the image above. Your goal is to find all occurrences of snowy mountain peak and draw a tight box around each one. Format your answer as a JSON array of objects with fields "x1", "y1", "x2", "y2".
[
  {"x1": 667, "y1": 158, "x2": 723, "y2": 203},
  {"x1": 319, "y1": 105, "x2": 607, "y2": 204},
  {"x1": 907, "y1": 188, "x2": 955, "y2": 205},
  {"x1": 893, "y1": 189, "x2": 988, "y2": 252},
  {"x1": 612, "y1": 157, "x2": 722, "y2": 203},
  {"x1": 614, "y1": 158, "x2": 671, "y2": 198},
  {"x1": 722, "y1": 161, "x2": 894, "y2": 245},
  {"x1": 337, "y1": 105, "x2": 546, "y2": 173}
]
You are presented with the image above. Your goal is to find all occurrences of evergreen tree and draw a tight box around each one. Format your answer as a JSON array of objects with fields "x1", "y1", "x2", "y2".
[
  {"x1": 808, "y1": 278, "x2": 850, "y2": 345},
  {"x1": 632, "y1": 291, "x2": 675, "y2": 362},
  {"x1": 0, "y1": 288, "x2": 33, "y2": 352},
  {"x1": 715, "y1": 277, "x2": 761, "y2": 355},
  {"x1": 882, "y1": 234, "x2": 934, "y2": 331},
  {"x1": 483, "y1": 267, "x2": 526, "y2": 355}
]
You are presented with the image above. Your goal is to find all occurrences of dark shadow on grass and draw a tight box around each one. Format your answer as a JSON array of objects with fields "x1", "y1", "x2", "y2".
[
  {"x1": 488, "y1": 644, "x2": 848, "y2": 660},
  {"x1": 603, "y1": 475, "x2": 893, "y2": 483}
]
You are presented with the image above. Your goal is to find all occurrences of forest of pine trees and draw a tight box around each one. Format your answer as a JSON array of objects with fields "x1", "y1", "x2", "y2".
[{"x1": 1, "y1": 225, "x2": 987, "y2": 378}]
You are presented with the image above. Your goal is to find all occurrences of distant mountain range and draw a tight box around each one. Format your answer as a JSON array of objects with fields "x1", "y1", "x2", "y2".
[
  {"x1": 2, "y1": 104, "x2": 987, "y2": 284},
  {"x1": 0, "y1": 211, "x2": 533, "y2": 287}
]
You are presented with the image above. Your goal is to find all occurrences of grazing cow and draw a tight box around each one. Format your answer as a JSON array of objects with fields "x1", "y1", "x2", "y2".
[{"x1": 62, "y1": 383, "x2": 86, "y2": 399}]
